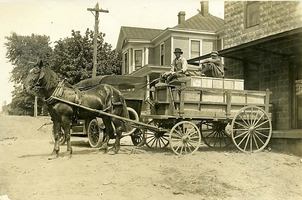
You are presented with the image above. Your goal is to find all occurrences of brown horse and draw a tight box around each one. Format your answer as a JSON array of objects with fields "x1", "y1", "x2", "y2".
[{"x1": 25, "y1": 61, "x2": 130, "y2": 158}]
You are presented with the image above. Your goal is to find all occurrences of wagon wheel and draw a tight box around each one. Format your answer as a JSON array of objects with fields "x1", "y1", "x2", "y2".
[
  {"x1": 87, "y1": 119, "x2": 104, "y2": 148},
  {"x1": 145, "y1": 120, "x2": 169, "y2": 149},
  {"x1": 231, "y1": 106, "x2": 272, "y2": 153},
  {"x1": 169, "y1": 121, "x2": 201, "y2": 155},
  {"x1": 51, "y1": 128, "x2": 66, "y2": 145},
  {"x1": 131, "y1": 129, "x2": 144, "y2": 146},
  {"x1": 200, "y1": 121, "x2": 232, "y2": 149},
  {"x1": 126, "y1": 107, "x2": 143, "y2": 146}
]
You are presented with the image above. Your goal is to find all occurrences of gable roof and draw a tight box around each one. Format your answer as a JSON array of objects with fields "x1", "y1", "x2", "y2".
[
  {"x1": 174, "y1": 13, "x2": 224, "y2": 32},
  {"x1": 121, "y1": 26, "x2": 163, "y2": 40}
]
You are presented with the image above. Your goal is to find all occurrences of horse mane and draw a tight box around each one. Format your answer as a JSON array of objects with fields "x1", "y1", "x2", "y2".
[{"x1": 42, "y1": 67, "x2": 60, "y2": 90}]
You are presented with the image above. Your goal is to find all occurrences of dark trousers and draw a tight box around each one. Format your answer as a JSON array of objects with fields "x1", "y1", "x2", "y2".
[
  {"x1": 160, "y1": 71, "x2": 186, "y2": 83},
  {"x1": 201, "y1": 63, "x2": 224, "y2": 78}
]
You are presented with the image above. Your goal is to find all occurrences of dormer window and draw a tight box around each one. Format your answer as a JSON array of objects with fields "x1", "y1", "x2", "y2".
[{"x1": 245, "y1": 1, "x2": 260, "y2": 28}]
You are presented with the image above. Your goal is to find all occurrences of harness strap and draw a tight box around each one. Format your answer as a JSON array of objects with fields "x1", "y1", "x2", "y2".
[{"x1": 44, "y1": 79, "x2": 65, "y2": 104}]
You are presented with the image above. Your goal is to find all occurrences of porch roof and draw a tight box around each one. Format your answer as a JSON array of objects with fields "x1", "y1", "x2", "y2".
[{"x1": 187, "y1": 27, "x2": 302, "y2": 65}]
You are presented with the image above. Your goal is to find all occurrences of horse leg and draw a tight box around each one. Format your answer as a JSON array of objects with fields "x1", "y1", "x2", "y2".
[
  {"x1": 50, "y1": 121, "x2": 61, "y2": 159},
  {"x1": 61, "y1": 116, "x2": 72, "y2": 158},
  {"x1": 99, "y1": 117, "x2": 112, "y2": 153},
  {"x1": 113, "y1": 124, "x2": 122, "y2": 154}
]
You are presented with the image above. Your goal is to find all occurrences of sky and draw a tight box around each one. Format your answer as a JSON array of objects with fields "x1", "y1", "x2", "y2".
[{"x1": 0, "y1": 0, "x2": 224, "y2": 108}]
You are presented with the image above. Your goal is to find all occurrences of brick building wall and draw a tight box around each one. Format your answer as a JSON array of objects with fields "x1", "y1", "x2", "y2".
[
  {"x1": 223, "y1": 1, "x2": 302, "y2": 130},
  {"x1": 224, "y1": 1, "x2": 302, "y2": 48}
]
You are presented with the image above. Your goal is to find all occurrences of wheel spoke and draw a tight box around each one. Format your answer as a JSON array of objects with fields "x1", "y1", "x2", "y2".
[
  {"x1": 233, "y1": 128, "x2": 249, "y2": 131},
  {"x1": 243, "y1": 134, "x2": 251, "y2": 151},
  {"x1": 204, "y1": 130, "x2": 216, "y2": 138},
  {"x1": 173, "y1": 142, "x2": 182, "y2": 152},
  {"x1": 234, "y1": 130, "x2": 249, "y2": 139},
  {"x1": 254, "y1": 133, "x2": 265, "y2": 144},
  {"x1": 188, "y1": 129, "x2": 197, "y2": 137},
  {"x1": 148, "y1": 137, "x2": 156, "y2": 147},
  {"x1": 187, "y1": 139, "x2": 199, "y2": 146},
  {"x1": 253, "y1": 113, "x2": 264, "y2": 126},
  {"x1": 174, "y1": 128, "x2": 183, "y2": 137},
  {"x1": 184, "y1": 143, "x2": 188, "y2": 154},
  {"x1": 243, "y1": 111, "x2": 251, "y2": 126},
  {"x1": 255, "y1": 130, "x2": 269, "y2": 138},
  {"x1": 180, "y1": 145, "x2": 185, "y2": 155},
  {"x1": 171, "y1": 133, "x2": 182, "y2": 139},
  {"x1": 186, "y1": 142, "x2": 193, "y2": 153},
  {"x1": 251, "y1": 111, "x2": 260, "y2": 125},
  {"x1": 190, "y1": 136, "x2": 201, "y2": 140},
  {"x1": 234, "y1": 121, "x2": 249, "y2": 129},
  {"x1": 237, "y1": 132, "x2": 249, "y2": 146},
  {"x1": 255, "y1": 120, "x2": 269, "y2": 129},
  {"x1": 256, "y1": 128, "x2": 270, "y2": 130},
  {"x1": 250, "y1": 133, "x2": 253, "y2": 152},
  {"x1": 252, "y1": 134, "x2": 259, "y2": 149},
  {"x1": 161, "y1": 136, "x2": 169, "y2": 142},
  {"x1": 187, "y1": 141, "x2": 197, "y2": 148},
  {"x1": 159, "y1": 137, "x2": 167, "y2": 147}
]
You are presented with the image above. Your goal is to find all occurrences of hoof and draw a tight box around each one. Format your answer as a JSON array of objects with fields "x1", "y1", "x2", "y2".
[
  {"x1": 48, "y1": 153, "x2": 59, "y2": 160},
  {"x1": 108, "y1": 151, "x2": 116, "y2": 155},
  {"x1": 99, "y1": 146, "x2": 108, "y2": 153}
]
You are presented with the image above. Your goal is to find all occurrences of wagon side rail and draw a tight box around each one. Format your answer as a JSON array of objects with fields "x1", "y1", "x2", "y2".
[{"x1": 152, "y1": 85, "x2": 272, "y2": 119}]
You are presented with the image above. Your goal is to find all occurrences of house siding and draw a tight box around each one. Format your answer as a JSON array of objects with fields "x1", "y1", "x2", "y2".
[
  {"x1": 173, "y1": 36, "x2": 189, "y2": 59},
  {"x1": 165, "y1": 38, "x2": 171, "y2": 65}
]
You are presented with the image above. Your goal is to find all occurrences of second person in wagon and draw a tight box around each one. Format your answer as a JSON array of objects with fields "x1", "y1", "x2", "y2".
[{"x1": 199, "y1": 51, "x2": 224, "y2": 78}]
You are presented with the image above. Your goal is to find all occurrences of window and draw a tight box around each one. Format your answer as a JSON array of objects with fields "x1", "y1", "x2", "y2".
[
  {"x1": 160, "y1": 43, "x2": 165, "y2": 66},
  {"x1": 246, "y1": 1, "x2": 260, "y2": 28},
  {"x1": 134, "y1": 50, "x2": 143, "y2": 70},
  {"x1": 124, "y1": 52, "x2": 129, "y2": 74},
  {"x1": 191, "y1": 40, "x2": 200, "y2": 58},
  {"x1": 202, "y1": 40, "x2": 214, "y2": 55}
]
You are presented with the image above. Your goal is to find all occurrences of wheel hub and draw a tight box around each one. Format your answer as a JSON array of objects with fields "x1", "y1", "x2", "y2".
[
  {"x1": 249, "y1": 126, "x2": 255, "y2": 135},
  {"x1": 182, "y1": 135, "x2": 189, "y2": 143}
]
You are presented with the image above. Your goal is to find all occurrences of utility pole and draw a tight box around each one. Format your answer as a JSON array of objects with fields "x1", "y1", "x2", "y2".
[
  {"x1": 87, "y1": 3, "x2": 109, "y2": 78},
  {"x1": 34, "y1": 96, "x2": 38, "y2": 117}
]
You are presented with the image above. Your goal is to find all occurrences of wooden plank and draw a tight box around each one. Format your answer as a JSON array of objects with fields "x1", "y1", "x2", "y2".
[{"x1": 226, "y1": 91, "x2": 232, "y2": 118}]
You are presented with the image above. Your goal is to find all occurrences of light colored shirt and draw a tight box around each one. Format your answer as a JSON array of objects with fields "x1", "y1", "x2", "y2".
[{"x1": 171, "y1": 56, "x2": 187, "y2": 73}]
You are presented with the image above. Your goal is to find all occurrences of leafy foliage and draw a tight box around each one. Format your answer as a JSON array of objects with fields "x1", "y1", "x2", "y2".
[
  {"x1": 51, "y1": 29, "x2": 121, "y2": 84},
  {"x1": 5, "y1": 33, "x2": 53, "y2": 84}
]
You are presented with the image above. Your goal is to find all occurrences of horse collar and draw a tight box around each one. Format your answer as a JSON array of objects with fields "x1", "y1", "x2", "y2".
[{"x1": 44, "y1": 79, "x2": 65, "y2": 104}]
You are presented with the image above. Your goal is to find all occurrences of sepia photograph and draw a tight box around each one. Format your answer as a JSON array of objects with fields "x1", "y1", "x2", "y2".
[{"x1": 0, "y1": 0, "x2": 302, "y2": 199}]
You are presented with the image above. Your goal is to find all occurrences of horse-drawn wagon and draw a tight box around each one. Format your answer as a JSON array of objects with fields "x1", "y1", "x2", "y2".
[
  {"x1": 29, "y1": 62, "x2": 272, "y2": 156},
  {"x1": 53, "y1": 74, "x2": 272, "y2": 156},
  {"x1": 141, "y1": 76, "x2": 272, "y2": 155}
]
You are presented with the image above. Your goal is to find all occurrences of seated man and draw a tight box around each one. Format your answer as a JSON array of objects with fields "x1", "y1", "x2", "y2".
[
  {"x1": 159, "y1": 48, "x2": 187, "y2": 84},
  {"x1": 199, "y1": 51, "x2": 224, "y2": 78}
]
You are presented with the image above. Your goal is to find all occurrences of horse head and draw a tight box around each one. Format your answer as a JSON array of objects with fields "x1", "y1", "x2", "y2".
[{"x1": 25, "y1": 60, "x2": 59, "y2": 97}]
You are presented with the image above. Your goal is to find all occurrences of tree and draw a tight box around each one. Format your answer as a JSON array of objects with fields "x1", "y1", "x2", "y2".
[
  {"x1": 51, "y1": 29, "x2": 121, "y2": 84},
  {"x1": 5, "y1": 33, "x2": 53, "y2": 84},
  {"x1": 5, "y1": 33, "x2": 53, "y2": 115}
]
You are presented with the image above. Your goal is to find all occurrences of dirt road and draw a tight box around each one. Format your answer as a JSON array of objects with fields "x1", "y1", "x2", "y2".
[{"x1": 0, "y1": 115, "x2": 302, "y2": 200}]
